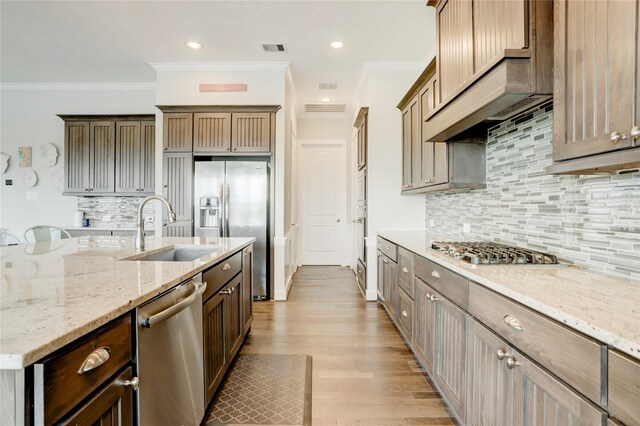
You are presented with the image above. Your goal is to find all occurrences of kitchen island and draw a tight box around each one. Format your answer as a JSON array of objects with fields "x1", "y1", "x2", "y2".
[{"x1": 0, "y1": 235, "x2": 255, "y2": 425}]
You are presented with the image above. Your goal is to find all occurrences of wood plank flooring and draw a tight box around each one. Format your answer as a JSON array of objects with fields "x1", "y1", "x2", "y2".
[{"x1": 241, "y1": 266, "x2": 456, "y2": 425}]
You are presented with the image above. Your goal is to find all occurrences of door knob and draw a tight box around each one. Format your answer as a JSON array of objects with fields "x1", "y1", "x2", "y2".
[{"x1": 336, "y1": 218, "x2": 341, "y2": 223}]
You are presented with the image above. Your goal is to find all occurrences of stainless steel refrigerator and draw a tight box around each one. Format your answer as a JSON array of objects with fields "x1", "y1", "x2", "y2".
[{"x1": 194, "y1": 159, "x2": 270, "y2": 300}]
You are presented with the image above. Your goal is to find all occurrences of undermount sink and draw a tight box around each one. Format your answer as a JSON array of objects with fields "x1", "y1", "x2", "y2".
[{"x1": 127, "y1": 248, "x2": 216, "y2": 262}]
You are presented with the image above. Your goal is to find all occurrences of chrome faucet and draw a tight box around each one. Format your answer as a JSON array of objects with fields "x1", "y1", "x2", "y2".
[{"x1": 136, "y1": 195, "x2": 177, "y2": 251}]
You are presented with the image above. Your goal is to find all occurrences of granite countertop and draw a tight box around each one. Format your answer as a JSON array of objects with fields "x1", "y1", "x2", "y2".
[
  {"x1": 0, "y1": 235, "x2": 254, "y2": 369},
  {"x1": 378, "y1": 230, "x2": 640, "y2": 361}
]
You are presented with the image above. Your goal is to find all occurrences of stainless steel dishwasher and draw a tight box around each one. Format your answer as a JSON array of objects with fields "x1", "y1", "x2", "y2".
[{"x1": 137, "y1": 275, "x2": 207, "y2": 425}]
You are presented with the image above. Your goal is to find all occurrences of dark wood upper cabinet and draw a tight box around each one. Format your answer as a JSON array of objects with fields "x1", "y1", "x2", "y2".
[
  {"x1": 115, "y1": 121, "x2": 155, "y2": 195},
  {"x1": 158, "y1": 106, "x2": 280, "y2": 155},
  {"x1": 550, "y1": 0, "x2": 640, "y2": 174},
  {"x1": 61, "y1": 115, "x2": 154, "y2": 196},
  {"x1": 194, "y1": 113, "x2": 231, "y2": 153},
  {"x1": 424, "y1": 0, "x2": 553, "y2": 143},
  {"x1": 354, "y1": 107, "x2": 368, "y2": 171},
  {"x1": 231, "y1": 113, "x2": 270, "y2": 153},
  {"x1": 163, "y1": 113, "x2": 193, "y2": 152}
]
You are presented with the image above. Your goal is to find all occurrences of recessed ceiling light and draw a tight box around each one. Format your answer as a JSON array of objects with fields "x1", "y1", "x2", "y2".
[
  {"x1": 321, "y1": 97, "x2": 331, "y2": 103},
  {"x1": 330, "y1": 41, "x2": 344, "y2": 49},
  {"x1": 186, "y1": 41, "x2": 202, "y2": 50}
]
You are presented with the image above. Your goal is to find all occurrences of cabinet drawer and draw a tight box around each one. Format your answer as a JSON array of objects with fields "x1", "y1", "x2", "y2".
[
  {"x1": 377, "y1": 237, "x2": 397, "y2": 262},
  {"x1": 397, "y1": 287, "x2": 413, "y2": 342},
  {"x1": 415, "y1": 255, "x2": 468, "y2": 309},
  {"x1": 469, "y1": 283, "x2": 604, "y2": 404},
  {"x1": 397, "y1": 247, "x2": 414, "y2": 299},
  {"x1": 34, "y1": 314, "x2": 133, "y2": 425},
  {"x1": 608, "y1": 350, "x2": 640, "y2": 426},
  {"x1": 203, "y1": 251, "x2": 242, "y2": 302}
]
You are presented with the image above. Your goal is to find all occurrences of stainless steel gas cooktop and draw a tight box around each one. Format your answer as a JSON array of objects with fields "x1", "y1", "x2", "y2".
[{"x1": 431, "y1": 241, "x2": 559, "y2": 265}]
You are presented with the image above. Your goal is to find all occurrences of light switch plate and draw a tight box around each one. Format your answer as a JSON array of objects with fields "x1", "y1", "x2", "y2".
[
  {"x1": 26, "y1": 191, "x2": 37, "y2": 200},
  {"x1": 463, "y1": 223, "x2": 471, "y2": 233},
  {"x1": 429, "y1": 219, "x2": 435, "y2": 227}
]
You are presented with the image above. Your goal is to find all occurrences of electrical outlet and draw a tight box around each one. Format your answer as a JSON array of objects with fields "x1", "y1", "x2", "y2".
[
  {"x1": 463, "y1": 223, "x2": 471, "y2": 233},
  {"x1": 429, "y1": 219, "x2": 435, "y2": 227},
  {"x1": 102, "y1": 214, "x2": 112, "y2": 222},
  {"x1": 145, "y1": 216, "x2": 155, "y2": 224}
]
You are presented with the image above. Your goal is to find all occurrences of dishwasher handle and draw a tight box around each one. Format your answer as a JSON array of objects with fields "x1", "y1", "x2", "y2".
[{"x1": 139, "y1": 281, "x2": 207, "y2": 328}]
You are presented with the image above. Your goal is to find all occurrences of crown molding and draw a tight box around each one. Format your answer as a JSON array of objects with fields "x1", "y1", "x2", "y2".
[
  {"x1": 150, "y1": 61, "x2": 290, "y2": 72},
  {"x1": 0, "y1": 82, "x2": 155, "y2": 91}
]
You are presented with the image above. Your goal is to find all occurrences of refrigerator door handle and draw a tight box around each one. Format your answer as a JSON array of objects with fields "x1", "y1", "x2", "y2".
[
  {"x1": 225, "y1": 183, "x2": 231, "y2": 237},
  {"x1": 219, "y1": 183, "x2": 225, "y2": 237}
]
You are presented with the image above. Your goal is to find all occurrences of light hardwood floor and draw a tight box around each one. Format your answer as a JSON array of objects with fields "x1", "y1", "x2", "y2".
[{"x1": 241, "y1": 266, "x2": 456, "y2": 425}]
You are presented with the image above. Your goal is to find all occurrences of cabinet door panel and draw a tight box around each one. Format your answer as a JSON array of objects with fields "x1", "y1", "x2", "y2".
[
  {"x1": 225, "y1": 277, "x2": 244, "y2": 359},
  {"x1": 60, "y1": 367, "x2": 133, "y2": 426},
  {"x1": 387, "y1": 259, "x2": 398, "y2": 319},
  {"x1": 473, "y1": 0, "x2": 527, "y2": 72},
  {"x1": 163, "y1": 113, "x2": 193, "y2": 151},
  {"x1": 377, "y1": 252, "x2": 385, "y2": 302},
  {"x1": 467, "y1": 320, "x2": 518, "y2": 426},
  {"x1": 232, "y1": 113, "x2": 270, "y2": 152},
  {"x1": 163, "y1": 153, "x2": 192, "y2": 221},
  {"x1": 554, "y1": 0, "x2": 636, "y2": 160},
  {"x1": 139, "y1": 121, "x2": 155, "y2": 194},
  {"x1": 194, "y1": 113, "x2": 231, "y2": 152},
  {"x1": 64, "y1": 122, "x2": 90, "y2": 193},
  {"x1": 438, "y1": 0, "x2": 474, "y2": 102},
  {"x1": 203, "y1": 292, "x2": 226, "y2": 407},
  {"x1": 89, "y1": 121, "x2": 115, "y2": 193},
  {"x1": 433, "y1": 142, "x2": 448, "y2": 184},
  {"x1": 410, "y1": 97, "x2": 422, "y2": 188},
  {"x1": 242, "y1": 245, "x2": 254, "y2": 333},
  {"x1": 435, "y1": 294, "x2": 468, "y2": 422},
  {"x1": 163, "y1": 220, "x2": 192, "y2": 237},
  {"x1": 115, "y1": 121, "x2": 140, "y2": 193},
  {"x1": 413, "y1": 278, "x2": 436, "y2": 373},
  {"x1": 516, "y1": 351, "x2": 606, "y2": 425},
  {"x1": 402, "y1": 108, "x2": 412, "y2": 189}
]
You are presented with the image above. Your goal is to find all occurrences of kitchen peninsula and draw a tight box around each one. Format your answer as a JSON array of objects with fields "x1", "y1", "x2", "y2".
[{"x1": 0, "y1": 235, "x2": 255, "y2": 425}]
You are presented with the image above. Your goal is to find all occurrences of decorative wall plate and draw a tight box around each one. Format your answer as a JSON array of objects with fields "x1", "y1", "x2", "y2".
[
  {"x1": 37, "y1": 143, "x2": 58, "y2": 167},
  {"x1": 0, "y1": 153, "x2": 9, "y2": 173},
  {"x1": 24, "y1": 170, "x2": 37, "y2": 187}
]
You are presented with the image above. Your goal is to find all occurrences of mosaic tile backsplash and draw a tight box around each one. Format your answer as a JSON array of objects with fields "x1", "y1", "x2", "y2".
[
  {"x1": 424, "y1": 103, "x2": 640, "y2": 280},
  {"x1": 77, "y1": 197, "x2": 155, "y2": 228}
]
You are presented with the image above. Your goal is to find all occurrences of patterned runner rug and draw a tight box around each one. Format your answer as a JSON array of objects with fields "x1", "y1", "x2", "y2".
[{"x1": 206, "y1": 354, "x2": 312, "y2": 426}]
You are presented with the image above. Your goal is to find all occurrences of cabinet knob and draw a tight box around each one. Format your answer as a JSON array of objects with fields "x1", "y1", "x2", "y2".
[
  {"x1": 402, "y1": 267, "x2": 408, "y2": 273},
  {"x1": 222, "y1": 263, "x2": 231, "y2": 271},
  {"x1": 233, "y1": 147, "x2": 237, "y2": 151},
  {"x1": 610, "y1": 131, "x2": 627, "y2": 143},
  {"x1": 121, "y1": 377, "x2": 140, "y2": 390},
  {"x1": 428, "y1": 294, "x2": 438, "y2": 303},
  {"x1": 403, "y1": 184, "x2": 410, "y2": 189},
  {"x1": 503, "y1": 315, "x2": 523, "y2": 331},
  {"x1": 424, "y1": 178, "x2": 432, "y2": 184},
  {"x1": 431, "y1": 270, "x2": 441, "y2": 278},
  {"x1": 506, "y1": 357, "x2": 521, "y2": 370},
  {"x1": 496, "y1": 349, "x2": 509, "y2": 361},
  {"x1": 631, "y1": 126, "x2": 640, "y2": 139},
  {"x1": 401, "y1": 310, "x2": 408, "y2": 318},
  {"x1": 163, "y1": 147, "x2": 168, "y2": 150}
]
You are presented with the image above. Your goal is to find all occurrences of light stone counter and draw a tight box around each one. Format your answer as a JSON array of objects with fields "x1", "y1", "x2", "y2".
[
  {"x1": 0, "y1": 235, "x2": 254, "y2": 369},
  {"x1": 378, "y1": 230, "x2": 640, "y2": 361}
]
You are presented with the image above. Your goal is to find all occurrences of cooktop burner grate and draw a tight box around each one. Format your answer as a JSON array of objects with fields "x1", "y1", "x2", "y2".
[{"x1": 431, "y1": 242, "x2": 559, "y2": 265}]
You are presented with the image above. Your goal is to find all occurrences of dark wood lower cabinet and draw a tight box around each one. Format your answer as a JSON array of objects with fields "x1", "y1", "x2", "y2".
[
  {"x1": 203, "y1": 292, "x2": 227, "y2": 407},
  {"x1": 225, "y1": 276, "x2": 243, "y2": 360},
  {"x1": 60, "y1": 367, "x2": 133, "y2": 426}
]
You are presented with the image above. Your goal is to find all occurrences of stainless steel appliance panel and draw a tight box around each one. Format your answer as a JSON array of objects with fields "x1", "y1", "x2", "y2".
[
  {"x1": 137, "y1": 278, "x2": 206, "y2": 425},
  {"x1": 226, "y1": 161, "x2": 268, "y2": 299},
  {"x1": 194, "y1": 162, "x2": 224, "y2": 238}
]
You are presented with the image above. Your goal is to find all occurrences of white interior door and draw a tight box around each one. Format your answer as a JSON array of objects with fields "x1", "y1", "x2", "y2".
[{"x1": 298, "y1": 140, "x2": 348, "y2": 265}]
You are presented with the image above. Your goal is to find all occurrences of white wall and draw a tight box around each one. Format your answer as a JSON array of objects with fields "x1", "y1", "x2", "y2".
[
  {"x1": 153, "y1": 64, "x2": 289, "y2": 300},
  {"x1": 356, "y1": 67, "x2": 427, "y2": 300},
  {"x1": 0, "y1": 86, "x2": 155, "y2": 239},
  {"x1": 297, "y1": 118, "x2": 352, "y2": 140}
]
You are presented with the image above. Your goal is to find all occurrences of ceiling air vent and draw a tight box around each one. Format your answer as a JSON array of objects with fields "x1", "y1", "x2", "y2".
[
  {"x1": 318, "y1": 82, "x2": 338, "y2": 90},
  {"x1": 261, "y1": 43, "x2": 287, "y2": 53},
  {"x1": 304, "y1": 104, "x2": 346, "y2": 113}
]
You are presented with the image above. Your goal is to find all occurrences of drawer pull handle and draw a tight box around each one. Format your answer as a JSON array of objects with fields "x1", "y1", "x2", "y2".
[
  {"x1": 121, "y1": 377, "x2": 140, "y2": 390},
  {"x1": 506, "y1": 357, "x2": 521, "y2": 369},
  {"x1": 222, "y1": 263, "x2": 231, "y2": 271},
  {"x1": 401, "y1": 310, "x2": 408, "y2": 318},
  {"x1": 431, "y1": 270, "x2": 440, "y2": 278},
  {"x1": 402, "y1": 267, "x2": 408, "y2": 273},
  {"x1": 496, "y1": 349, "x2": 509, "y2": 361},
  {"x1": 428, "y1": 295, "x2": 438, "y2": 303},
  {"x1": 220, "y1": 289, "x2": 232, "y2": 295},
  {"x1": 78, "y1": 347, "x2": 111, "y2": 375},
  {"x1": 503, "y1": 315, "x2": 523, "y2": 331},
  {"x1": 383, "y1": 259, "x2": 388, "y2": 264}
]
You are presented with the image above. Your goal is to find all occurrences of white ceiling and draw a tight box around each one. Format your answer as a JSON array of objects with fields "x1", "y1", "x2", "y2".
[{"x1": 0, "y1": 1, "x2": 435, "y2": 117}]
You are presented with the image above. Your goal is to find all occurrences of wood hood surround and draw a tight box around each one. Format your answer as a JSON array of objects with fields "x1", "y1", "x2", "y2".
[{"x1": 423, "y1": 0, "x2": 553, "y2": 143}]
